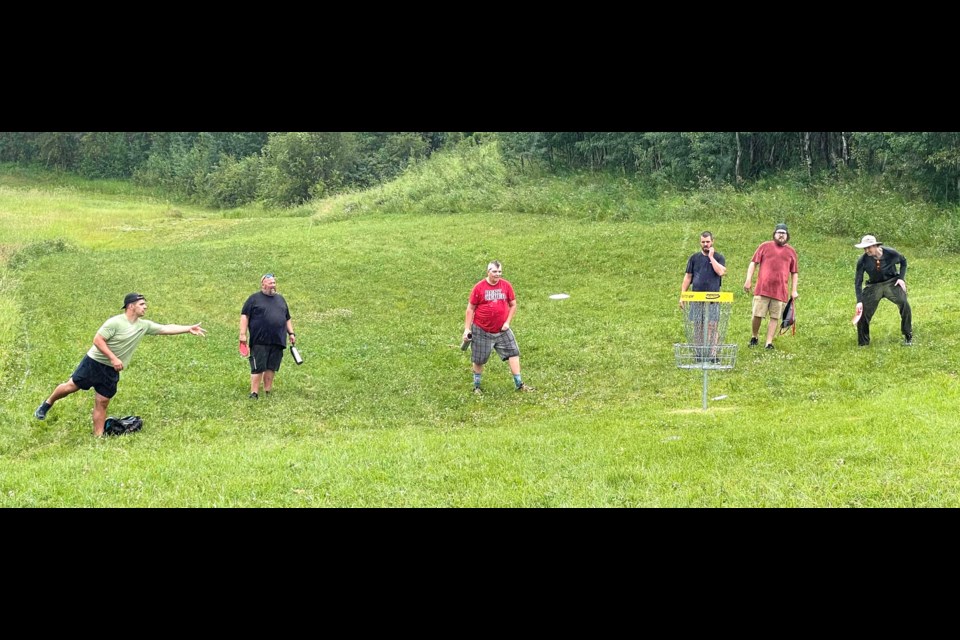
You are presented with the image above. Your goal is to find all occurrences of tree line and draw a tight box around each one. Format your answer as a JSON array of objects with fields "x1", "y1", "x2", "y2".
[
  {"x1": 3, "y1": 132, "x2": 960, "y2": 206},
  {"x1": 498, "y1": 132, "x2": 960, "y2": 204},
  {"x1": 0, "y1": 132, "x2": 466, "y2": 208}
]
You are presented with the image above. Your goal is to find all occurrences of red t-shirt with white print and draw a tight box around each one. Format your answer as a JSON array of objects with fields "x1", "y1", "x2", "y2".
[{"x1": 469, "y1": 278, "x2": 515, "y2": 333}]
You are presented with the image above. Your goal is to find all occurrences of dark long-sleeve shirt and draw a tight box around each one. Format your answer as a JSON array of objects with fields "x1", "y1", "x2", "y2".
[{"x1": 855, "y1": 246, "x2": 907, "y2": 303}]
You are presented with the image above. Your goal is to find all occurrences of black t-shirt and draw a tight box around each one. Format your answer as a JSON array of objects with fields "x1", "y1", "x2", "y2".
[
  {"x1": 855, "y1": 246, "x2": 907, "y2": 302},
  {"x1": 686, "y1": 252, "x2": 725, "y2": 292},
  {"x1": 241, "y1": 292, "x2": 291, "y2": 347}
]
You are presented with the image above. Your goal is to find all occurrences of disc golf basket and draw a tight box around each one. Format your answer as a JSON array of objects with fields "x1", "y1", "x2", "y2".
[{"x1": 675, "y1": 291, "x2": 737, "y2": 410}]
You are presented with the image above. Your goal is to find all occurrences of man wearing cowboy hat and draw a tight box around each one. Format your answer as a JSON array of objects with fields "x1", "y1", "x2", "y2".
[{"x1": 854, "y1": 235, "x2": 912, "y2": 346}]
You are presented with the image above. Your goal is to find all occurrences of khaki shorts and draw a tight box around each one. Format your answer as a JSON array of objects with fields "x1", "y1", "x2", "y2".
[{"x1": 752, "y1": 295, "x2": 785, "y2": 320}]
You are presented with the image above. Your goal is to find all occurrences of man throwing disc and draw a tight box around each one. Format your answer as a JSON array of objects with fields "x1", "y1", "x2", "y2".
[{"x1": 34, "y1": 293, "x2": 206, "y2": 437}]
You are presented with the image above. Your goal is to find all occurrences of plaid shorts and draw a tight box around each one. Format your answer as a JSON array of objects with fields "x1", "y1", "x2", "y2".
[{"x1": 471, "y1": 325, "x2": 520, "y2": 365}]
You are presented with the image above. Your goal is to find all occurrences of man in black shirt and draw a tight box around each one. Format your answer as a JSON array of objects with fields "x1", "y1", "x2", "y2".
[
  {"x1": 854, "y1": 235, "x2": 912, "y2": 346},
  {"x1": 680, "y1": 231, "x2": 727, "y2": 360},
  {"x1": 240, "y1": 274, "x2": 297, "y2": 398}
]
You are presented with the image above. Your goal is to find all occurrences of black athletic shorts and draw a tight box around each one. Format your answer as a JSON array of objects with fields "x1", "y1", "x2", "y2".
[
  {"x1": 250, "y1": 344, "x2": 284, "y2": 373},
  {"x1": 71, "y1": 355, "x2": 120, "y2": 398}
]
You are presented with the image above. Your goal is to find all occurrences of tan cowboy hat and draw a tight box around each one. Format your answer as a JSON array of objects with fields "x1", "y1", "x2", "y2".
[{"x1": 854, "y1": 235, "x2": 882, "y2": 249}]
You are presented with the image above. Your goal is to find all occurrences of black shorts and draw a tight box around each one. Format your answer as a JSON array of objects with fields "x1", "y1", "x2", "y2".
[
  {"x1": 250, "y1": 344, "x2": 284, "y2": 373},
  {"x1": 71, "y1": 355, "x2": 120, "y2": 398}
]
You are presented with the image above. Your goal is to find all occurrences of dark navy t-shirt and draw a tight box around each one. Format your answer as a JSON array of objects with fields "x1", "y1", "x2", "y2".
[
  {"x1": 686, "y1": 252, "x2": 725, "y2": 292},
  {"x1": 241, "y1": 292, "x2": 291, "y2": 347}
]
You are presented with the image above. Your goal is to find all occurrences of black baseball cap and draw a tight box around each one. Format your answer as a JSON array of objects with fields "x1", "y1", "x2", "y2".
[{"x1": 122, "y1": 293, "x2": 146, "y2": 308}]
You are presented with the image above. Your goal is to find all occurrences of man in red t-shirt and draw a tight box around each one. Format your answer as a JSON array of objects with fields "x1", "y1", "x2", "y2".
[
  {"x1": 743, "y1": 223, "x2": 799, "y2": 349},
  {"x1": 463, "y1": 260, "x2": 535, "y2": 394}
]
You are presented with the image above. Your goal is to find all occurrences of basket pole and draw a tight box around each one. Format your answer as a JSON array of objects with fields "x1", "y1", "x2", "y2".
[{"x1": 702, "y1": 366, "x2": 709, "y2": 410}]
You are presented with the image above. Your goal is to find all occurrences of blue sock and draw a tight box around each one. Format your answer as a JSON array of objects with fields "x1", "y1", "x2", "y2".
[
  {"x1": 473, "y1": 373, "x2": 482, "y2": 388},
  {"x1": 513, "y1": 374, "x2": 523, "y2": 388}
]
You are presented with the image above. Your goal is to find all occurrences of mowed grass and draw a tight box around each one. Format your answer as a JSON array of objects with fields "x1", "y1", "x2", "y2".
[{"x1": 2, "y1": 182, "x2": 960, "y2": 505}]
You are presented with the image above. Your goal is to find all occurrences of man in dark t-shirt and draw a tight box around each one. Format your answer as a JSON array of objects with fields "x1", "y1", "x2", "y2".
[
  {"x1": 240, "y1": 274, "x2": 297, "y2": 399},
  {"x1": 679, "y1": 231, "x2": 727, "y2": 360},
  {"x1": 854, "y1": 234, "x2": 912, "y2": 346}
]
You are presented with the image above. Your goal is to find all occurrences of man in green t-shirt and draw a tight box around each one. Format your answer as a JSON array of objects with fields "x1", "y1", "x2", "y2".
[{"x1": 34, "y1": 293, "x2": 207, "y2": 437}]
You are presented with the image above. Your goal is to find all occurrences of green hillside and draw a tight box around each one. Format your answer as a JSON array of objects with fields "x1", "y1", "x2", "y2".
[{"x1": 2, "y1": 149, "x2": 959, "y2": 507}]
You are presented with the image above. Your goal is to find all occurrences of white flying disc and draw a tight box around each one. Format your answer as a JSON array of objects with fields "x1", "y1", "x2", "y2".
[
  {"x1": 549, "y1": 293, "x2": 570, "y2": 300},
  {"x1": 852, "y1": 306, "x2": 863, "y2": 325}
]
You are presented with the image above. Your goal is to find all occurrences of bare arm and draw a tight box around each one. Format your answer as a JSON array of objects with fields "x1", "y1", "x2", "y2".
[
  {"x1": 709, "y1": 248, "x2": 726, "y2": 276},
  {"x1": 464, "y1": 303, "x2": 477, "y2": 339},
  {"x1": 502, "y1": 299, "x2": 517, "y2": 330},
  {"x1": 791, "y1": 272, "x2": 799, "y2": 298},
  {"x1": 93, "y1": 333, "x2": 124, "y2": 372},
  {"x1": 239, "y1": 314, "x2": 249, "y2": 343},
  {"x1": 285, "y1": 318, "x2": 296, "y2": 345},
  {"x1": 155, "y1": 323, "x2": 207, "y2": 336},
  {"x1": 743, "y1": 262, "x2": 757, "y2": 292},
  {"x1": 679, "y1": 273, "x2": 693, "y2": 309}
]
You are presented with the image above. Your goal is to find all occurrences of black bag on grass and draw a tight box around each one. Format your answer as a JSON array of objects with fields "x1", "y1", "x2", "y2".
[{"x1": 104, "y1": 415, "x2": 143, "y2": 436}]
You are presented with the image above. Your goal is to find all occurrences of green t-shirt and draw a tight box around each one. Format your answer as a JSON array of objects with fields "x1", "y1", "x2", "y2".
[{"x1": 87, "y1": 314, "x2": 162, "y2": 368}]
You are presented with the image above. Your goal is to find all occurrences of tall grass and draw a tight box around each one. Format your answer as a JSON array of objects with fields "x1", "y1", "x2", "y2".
[
  {"x1": 2, "y1": 158, "x2": 960, "y2": 507},
  {"x1": 320, "y1": 144, "x2": 960, "y2": 254},
  {"x1": 0, "y1": 271, "x2": 18, "y2": 381},
  {"x1": 0, "y1": 162, "x2": 160, "y2": 197}
]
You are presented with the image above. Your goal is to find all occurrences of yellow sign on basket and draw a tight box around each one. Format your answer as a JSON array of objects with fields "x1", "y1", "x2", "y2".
[{"x1": 680, "y1": 291, "x2": 733, "y2": 303}]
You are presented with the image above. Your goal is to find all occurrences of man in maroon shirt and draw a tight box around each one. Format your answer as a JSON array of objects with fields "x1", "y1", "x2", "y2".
[
  {"x1": 743, "y1": 223, "x2": 799, "y2": 349},
  {"x1": 463, "y1": 261, "x2": 535, "y2": 394}
]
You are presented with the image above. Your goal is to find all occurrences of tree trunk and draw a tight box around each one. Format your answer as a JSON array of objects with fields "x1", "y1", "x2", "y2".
[
  {"x1": 735, "y1": 132, "x2": 743, "y2": 184},
  {"x1": 803, "y1": 132, "x2": 812, "y2": 177}
]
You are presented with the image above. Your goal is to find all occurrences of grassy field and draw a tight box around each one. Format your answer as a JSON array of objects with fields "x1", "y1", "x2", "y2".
[{"x1": 2, "y1": 160, "x2": 960, "y2": 507}]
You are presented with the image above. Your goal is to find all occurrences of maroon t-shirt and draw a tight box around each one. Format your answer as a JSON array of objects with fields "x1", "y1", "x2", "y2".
[
  {"x1": 470, "y1": 278, "x2": 515, "y2": 333},
  {"x1": 751, "y1": 241, "x2": 798, "y2": 302}
]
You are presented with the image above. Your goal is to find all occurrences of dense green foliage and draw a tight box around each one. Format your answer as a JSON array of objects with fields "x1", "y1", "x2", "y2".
[
  {"x1": 4, "y1": 132, "x2": 960, "y2": 209},
  {"x1": 499, "y1": 132, "x2": 960, "y2": 203},
  {"x1": 325, "y1": 140, "x2": 960, "y2": 255},
  {"x1": 0, "y1": 132, "x2": 457, "y2": 208}
]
